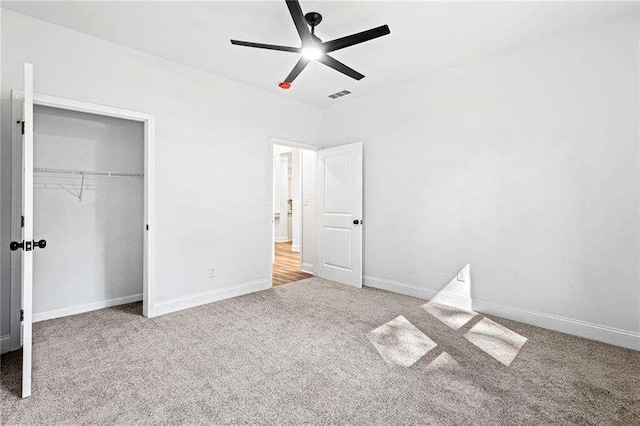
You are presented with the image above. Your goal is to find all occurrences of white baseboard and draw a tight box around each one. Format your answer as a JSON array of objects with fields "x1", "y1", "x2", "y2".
[
  {"x1": 364, "y1": 275, "x2": 639, "y2": 351},
  {"x1": 472, "y1": 299, "x2": 640, "y2": 351},
  {"x1": 1, "y1": 335, "x2": 12, "y2": 354},
  {"x1": 301, "y1": 262, "x2": 314, "y2": 275},
  {"x1": 430, "y1": 291, "x2": 473, "y2": 312},
  {"x1": 291, "y1": 244, "x2": 300, "y2": 252},
  {"x1": 33, "y1": 294, "x2": 143, "y2": 323},
  {"x1": 274, "y1": 237, "x2": 290, "y2": 243},
  {"x1": 364, "y1": 275, "x2": 436, "y2": 299},
  {"x1": 152, "y1": 279, "x2": 271, "y2": 317}
]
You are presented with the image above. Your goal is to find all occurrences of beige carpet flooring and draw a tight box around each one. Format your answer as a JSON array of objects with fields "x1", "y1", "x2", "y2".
[{"x1": 2, "y1": 277, "x2": 639, "y2": 424}]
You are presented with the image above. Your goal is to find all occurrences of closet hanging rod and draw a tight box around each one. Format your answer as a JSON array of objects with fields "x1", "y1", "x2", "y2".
[{"x1": 33, "y1": 167, "x2": 143, "y2": 178}]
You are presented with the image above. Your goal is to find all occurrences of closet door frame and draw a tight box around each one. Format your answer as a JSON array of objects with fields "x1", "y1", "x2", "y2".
[{"x1": 9, "y1": 92, "x2": 157, "y2": 350}]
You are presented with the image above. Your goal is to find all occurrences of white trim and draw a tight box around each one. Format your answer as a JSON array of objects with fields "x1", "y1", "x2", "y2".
[
  {"x1": 152, "y1": 279, "x2": 271, "y2": 317},
  {"x1": 143, "y1": 115, "x2": 156, "y2": 318},
  {"x1": 274, "y1": 237, "x2": 291, "y2": 243},
  {"x1": 10, "y1": 90, "x2": 23, "y2": 353},
  {"x1": 32, "y1": 294, "x2": 143, "y2": 323},
  {"x1": 364, "y1": 275, "x2": 640, "y2": 351},
  {"x1": 364, "y1": 275, "x2": 430, "y2": 298},
  {"x1": 0, "y1": 335, "x2": 11, "y2": 354},
  {"x1": 430, "y1": 291, "x2": 473, "y2": 310},
  {"x1": 291, "y1": 244, "x2": 300, "y2": 252},
  {"x1": 472, "y1": 299, "x2": 640, "y2": 351},
  {"x1": 10, "y1": 90, "x2": 157, "y2": 354},
  {"x1": 33, "y1": 92, "x2": 153, "y2": 122},
  {"x1": 364, "y1": 275, "x2": 442, "y2": 300},
  {"x1": 20, "y1": 64, "x2": 35, "y2": 398},
  {"x1": 270, "y1": 137, "x2": 319, "y2": 152},
  {"x1": 301, "y1": 262, "x2": 315, "y2": 275}
]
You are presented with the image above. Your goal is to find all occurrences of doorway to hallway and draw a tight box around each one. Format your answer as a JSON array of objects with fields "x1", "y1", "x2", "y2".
[
  {"x1": 271, "y1": 141, "x2": 316, "y2": 286},
  {"x1": 269, "y1": 138, "x2": 363, "y2": 288}
]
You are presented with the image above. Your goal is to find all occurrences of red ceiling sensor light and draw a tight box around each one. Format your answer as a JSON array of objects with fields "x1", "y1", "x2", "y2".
[{"x1": 279, "y1": 82, "x2": 292, "y2": 89}]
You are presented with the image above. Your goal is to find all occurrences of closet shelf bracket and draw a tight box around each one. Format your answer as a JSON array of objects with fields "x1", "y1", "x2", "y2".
[{"x1": 78, "y1": 173, "x2": 85, "y2": 202}]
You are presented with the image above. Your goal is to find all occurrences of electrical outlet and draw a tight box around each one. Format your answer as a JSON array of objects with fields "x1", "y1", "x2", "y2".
[{"x1": 209, "y1": 267, "x2": 216, "y2": 278}]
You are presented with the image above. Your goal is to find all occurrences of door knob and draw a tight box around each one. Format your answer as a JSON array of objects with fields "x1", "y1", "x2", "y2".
[
  {"x1": 9, "y1": 241, "x2": 23, "y2": 251},
  {"x1": 9, "y1": 239, "x2": 46, "y2": 251}
]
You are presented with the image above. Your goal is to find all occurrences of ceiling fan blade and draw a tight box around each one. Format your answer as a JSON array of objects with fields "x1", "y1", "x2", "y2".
[
  {"x1": 284, "y1": 57, "x2": 311, "y2": 83},
  {"x1": 285, "y1": 0, "x2": 313, "y2": 44},
  {"x1": 322, "y1": 25, "x2": 391, "y2": 53},
  {"x1": 230, "y1": 40, "x2": 300, "y2": 53},
  {"x1": 318, "y1": 55, "x2": 365, "y2": 80}
]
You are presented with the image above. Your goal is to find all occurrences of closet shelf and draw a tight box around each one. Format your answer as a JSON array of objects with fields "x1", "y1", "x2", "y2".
[
  {"x1": 34, "y1": 167, "x2": 143, "y2": 202},
  {"x1": 34, "y1": 167, "x2": 143, "y2": 177}
]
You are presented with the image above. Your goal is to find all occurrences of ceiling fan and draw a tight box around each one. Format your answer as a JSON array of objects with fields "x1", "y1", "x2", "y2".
[{"x1": 230, "y1": 0, "x2": 390, "y2": 89}]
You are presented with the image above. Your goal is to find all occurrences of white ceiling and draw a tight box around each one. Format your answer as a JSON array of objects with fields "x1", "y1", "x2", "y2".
[{"x1": 3, "y1": 1, "x2": 637, "y2": 108}]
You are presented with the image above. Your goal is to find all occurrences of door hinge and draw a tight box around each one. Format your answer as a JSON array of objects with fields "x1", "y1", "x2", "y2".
[
  {"x1": 21, "y1": 215, "x2": 24, "y2": 228},
  {"x1": 20, "y1": 309, "x2": 24, "y2": 321},
  {"x1": 17, "y1": 120, "x2": 25, "y2": 135},
  {"x1": 146, "y1": 224, "x2": 149, "y2": 231}
]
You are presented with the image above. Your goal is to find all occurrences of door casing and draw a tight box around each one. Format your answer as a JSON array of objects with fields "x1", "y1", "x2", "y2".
[
  {"x1": 9, "y1": 89, "x2": 157, "y2": 357},
  {"x1": 268, "y1": 137, "x2": 318, "y2": 285}
]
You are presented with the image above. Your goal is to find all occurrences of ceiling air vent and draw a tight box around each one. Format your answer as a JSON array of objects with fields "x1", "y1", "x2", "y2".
[{"x1": 328, "y1": 90, "x2": 352, "y2": 99}]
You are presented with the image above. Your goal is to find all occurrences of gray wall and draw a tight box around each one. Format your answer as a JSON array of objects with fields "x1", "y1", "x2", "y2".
[{"x1": 324, "y1": 13, "x2": 640, "y2": 339}]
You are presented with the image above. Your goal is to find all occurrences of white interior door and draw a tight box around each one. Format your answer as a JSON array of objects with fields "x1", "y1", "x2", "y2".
[
  {"x1": 20, "y1": 63, "x2": 34, "y2": 398},
  {"x1": 316, "y1": 142, "x2": 363, "y2": 288}
]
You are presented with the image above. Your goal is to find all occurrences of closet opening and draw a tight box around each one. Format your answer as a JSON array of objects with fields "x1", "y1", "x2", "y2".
[
  {"x1": 31, "y1": 105, "x2": 145, "y2": 320},
  {"x1": 9, "y1": 90, "x2": 156, "y2": 363},
  {"x1": 270, "y1": 139, "x2": 317, "y2": 286}
]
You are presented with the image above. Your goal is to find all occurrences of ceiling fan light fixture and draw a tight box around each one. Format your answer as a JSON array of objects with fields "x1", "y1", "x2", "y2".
[
  {"x1": 230, "y1": 1, "x2": 391, "y2": 86},
  {"x1": 301, "y1": 46, "x2": 323, "y2": 60}
]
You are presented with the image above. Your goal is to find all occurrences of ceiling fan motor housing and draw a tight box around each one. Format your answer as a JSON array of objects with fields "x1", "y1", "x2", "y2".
[{"x1": 304, "y1": 12, "x2": 323, "y2": 28}]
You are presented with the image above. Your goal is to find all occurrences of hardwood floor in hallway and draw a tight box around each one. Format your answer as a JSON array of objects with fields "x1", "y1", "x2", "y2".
[{"x1": 273, "y1": 242, "x2": 313, "y2": 286}]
